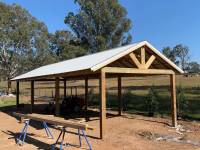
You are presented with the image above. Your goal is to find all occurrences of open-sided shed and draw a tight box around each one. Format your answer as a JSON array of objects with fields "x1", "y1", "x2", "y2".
[{"x1": 12, "y1": 41, "x2": 183, "y2": 139}]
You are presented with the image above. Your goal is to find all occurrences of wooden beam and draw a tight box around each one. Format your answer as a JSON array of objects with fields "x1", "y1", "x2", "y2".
[
  {"x1": 141, "y1": 47, "x2": 145, "y2": 66},
  {"x1": 16, "y1": 81, "x2": 19, "y2": 108},
  {"x1": 129, "y1": 53, "x2": 141, "y2": 69},
  {"x1": 100, "y1": 71, "x2": 106, "y2": 139},
  {"x1": 85, "y1": 78, "x2": 89, "y2": 121},
  {"x1": 170, "y1": 74, "x2": 177, "y2": 127},
  {"x1": 30, "y1": 80, "x2": 34, "y2": 113},
  {"x1": 145, "y1": 55, "x2": 156, "y2": 69},
  {"x1": 118, "y1": 76, "x2": 122, "y2": 116},
  {"x1": 13, "y1": 112, "x2": 93, "y2": 131},
  {"x1": 55, "y1": 77, "x2": 60, "y2": 116},
  {"x1": 102, "y1": 67, "x2": 175, "y2": 75},
  {"x1": 64, "y1": 79, "x2": 66, "y2": 98}
]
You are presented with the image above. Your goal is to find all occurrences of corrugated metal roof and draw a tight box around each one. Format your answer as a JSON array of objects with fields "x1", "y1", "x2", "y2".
[{"x1": 12, "y1": 41, "x2": 183, "y2": 80}]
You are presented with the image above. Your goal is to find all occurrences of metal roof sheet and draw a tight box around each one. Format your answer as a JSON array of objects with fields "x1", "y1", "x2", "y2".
[{"x1": 12, "y1": 41, "x2": 183, "y2": 80}]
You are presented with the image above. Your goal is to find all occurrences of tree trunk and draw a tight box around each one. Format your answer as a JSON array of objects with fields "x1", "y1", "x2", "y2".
[{"x1": 7, "y1": 78, "x2": 11, "y2": 95}]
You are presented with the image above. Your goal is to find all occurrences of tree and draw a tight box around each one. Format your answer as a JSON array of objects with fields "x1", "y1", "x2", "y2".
[
  {"x1": 146, "y1": 86, "x2": 159, "y2": 117},
  {"x1": 176, "y1": 85, "x2": 188, "y2": 118},
  {"x1": 49, "y1": 30, "x2": 86, "y2": 61},
  {"x1": 64, "y1": 0, "x2": 132, "y2": 53},
  {"x1": 162, "y1": 46, "x2": 178, "y2": 64},
  {"x1": 0, "y1": 2, "x2": 56, "y2": 93},
  {"x1": 187, "y1": 61, "x2": 200, "y2": 73},
  {"x1": 173, "y1": 44, "x2": 189, "y2": 71}
]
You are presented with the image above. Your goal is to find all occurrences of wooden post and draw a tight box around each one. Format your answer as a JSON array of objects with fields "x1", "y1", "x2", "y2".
[
  {"x1": 118, "y1": 76, "x2": 122, "y2": 116},
  {"x1": 30, "y1": 80, "x2": 34, "y2": 113},
  {"x1": 85, "y1": 78, "x2": 88, "y2": 121},
  {"x1": 100, "y1": 71, "x2": 106, "y2": 139},
  {"x1": 55, "y1": 77, "x2": 60, "y2": 116},
  {"x1": 16, "y1": 81, "x2": 19, "y2": 108},
  {"x1": 170, "y1": 74, "x2": 177, "y2": 127},
  {"x1": 64, "y1": 79, "x2": 66, "y2": 98}
]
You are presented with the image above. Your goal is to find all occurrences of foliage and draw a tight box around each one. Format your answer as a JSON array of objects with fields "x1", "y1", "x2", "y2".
[
  {"x1": 64, "y1": 0, "x2": 132, "y2": 53},
  {"x1": 176, "y1": 85, "x2": 189, "y2": 118},
  {"x1": 146, "y1": 86, "x2": 159, "y2": 116},
  {"x1": 122, "y1": 89, "x2": 135, "y2": 111},
  {"x1": 0, "y1": 2, "x2": 56, "y2": 93},
  {"x1": 162, "y1": 44, "x2": 190, "y2": 72},
  {"x1": 173, "y1": 44, "x2": 189, "y2": 71},
  {"x1": 49, "y1": 30, "x2": 87, "y2": 61},
  {"x1": 162, "y1": 47, "x2": 178, "y2": 65},
  {"x1": 187, "y1": 61, "x2": 200, "y2": 73}
]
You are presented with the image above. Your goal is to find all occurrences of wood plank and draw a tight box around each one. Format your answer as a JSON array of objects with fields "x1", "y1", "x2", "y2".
[
  {"x1": 145, "y1": 55, "x2": 156, "y2": 69},
  {"x1": 102, "y1": 67, "x2": 175, "y2": 75},
  {"x1": 55, "y1": 77, "x2": 60, "y2": 116},
  {"x1": 170, "y1": 74, "x2": 177, "y2": 127},
  {"x1": 16, "y1": 81, "x2": 19, "y2": 108},
  {"x1": 129, "y1": 53, "x2": 142, "y2": 69},
  {"x1": 100, "y1": 71, "x2": 106, "y2": 139},
  {"x1": 85, "y1": 78, "x2": 89, "y2": 121},
  {"x1": 31, "y1": 80, "x2": 34, "y2": 113},
  {"x1": 13, "y1": 112, "x2": 93, "y2": 131},
  {"x1": 118, "y1": 76, "x2": 122, "y2": 116},
  {"x1": 141, "y1": 47, "x2": 145, "y2": 66}
]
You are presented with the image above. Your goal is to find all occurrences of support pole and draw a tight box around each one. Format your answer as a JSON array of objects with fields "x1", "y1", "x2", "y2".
[
  {"x1": 118, "y1": 76, "x2": 122, "y2": 116},
  {"x1": 170, "y1": 74, "x2": 177, "y2": 127},
  {"x1": 100, "y1": 71, "x2": 106, "y2": 139},
  {"x1": 85, "y1": 78, "x2": 88, "y2": 121},
  {"x1": 30, "y1": 80, "x2": 34, "y2": 113},
  {"x1": 64, "y1": 79, "x2": 66, "y2": 99},
  {"x1": 55, "y1": 77, "x2": 60, "y2": 116},
  {"x1": 16, "y1": 81, "x2": 19, "y2": 108}
]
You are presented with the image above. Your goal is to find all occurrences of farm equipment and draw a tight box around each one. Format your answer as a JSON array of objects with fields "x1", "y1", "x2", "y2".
[
  {"x1": 61, "y1": 86, "x2": 85, "y2": 114},
  {"x1": 46, "y1": 86, "x2": 85, "y2": 115}
]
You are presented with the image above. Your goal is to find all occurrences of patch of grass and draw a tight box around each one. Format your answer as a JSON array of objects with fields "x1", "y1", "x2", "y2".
[{"x1": 0, "y1": 98, "x2": 16, "y2": 107}]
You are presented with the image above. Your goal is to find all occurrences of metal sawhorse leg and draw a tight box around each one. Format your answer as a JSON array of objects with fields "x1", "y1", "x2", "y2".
[
  {"x1": 17, "y1": 119, "x2": 30, "y2": 145},
  {"x1": 51, "y1": 127, "x2": 92, "y2": 150},
  {"x1": 51, "y1": 127, "x2": 66, "y2": 150},
  {"x1": 17, "y1": 120, "x2": 53, "y2": 145},
  {"x1": 78, "y1": 128, "x2": 92, "y2": 150},
  {"x1": 42, "y1": 121, "x2": 54, "y2": 139}
]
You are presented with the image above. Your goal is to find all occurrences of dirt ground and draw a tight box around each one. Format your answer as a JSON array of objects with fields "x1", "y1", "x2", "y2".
[{"x1": 1, "y1": 110, "x2": 200, "y2": 150}]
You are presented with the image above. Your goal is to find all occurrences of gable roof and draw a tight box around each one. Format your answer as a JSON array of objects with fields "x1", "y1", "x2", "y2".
[{"x1": 12, "y1": 41, "x2": 183, "y2": 81}]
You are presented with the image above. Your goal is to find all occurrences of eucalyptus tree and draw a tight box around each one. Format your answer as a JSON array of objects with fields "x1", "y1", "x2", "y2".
[
  {"x1": 65, "y1": 0, "x2": 132, "y2": 53},
  {"x1": 0, "y1": 2, "x2": 55, "y2": 93}
]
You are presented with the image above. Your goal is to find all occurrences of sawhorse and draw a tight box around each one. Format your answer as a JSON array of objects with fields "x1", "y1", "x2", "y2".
[
  {"x1": 17, "y1": 119, "x2": 54, "y2": 145},
  {"x1": 51, "y1": 126, "x2": 92, "y2": 150}
]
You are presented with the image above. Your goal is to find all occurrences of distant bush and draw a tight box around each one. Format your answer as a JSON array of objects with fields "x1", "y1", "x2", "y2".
[
  {"x1": 88, "y1": 88, "x2": 99, "y2": 106},
  {"x1": 177, "y1": 85, "x2": 189, "y2": 118},
  {"x1": 122, "y1": 89, "x2": 134, "y2": 111},
  {"x1": 146, "y1": 86, "x2": 159, "y2": 117}
]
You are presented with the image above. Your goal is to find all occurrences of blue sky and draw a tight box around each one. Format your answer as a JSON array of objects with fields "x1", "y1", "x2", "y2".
[{"x1": 2, "y1": 0, "x2": 200, "y2": 63}]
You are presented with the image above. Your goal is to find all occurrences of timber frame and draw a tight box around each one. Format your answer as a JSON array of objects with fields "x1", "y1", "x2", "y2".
[{"x1": 13, "y1": 41, "x2": 182, "y2": 139}]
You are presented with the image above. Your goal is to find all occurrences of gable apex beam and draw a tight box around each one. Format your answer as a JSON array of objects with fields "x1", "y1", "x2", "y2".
[
  {"x1": 129, "y1": 53, "x2": 142, "y2": 69},
  {"x1": 145, "y1": 55, "x2": 156, "y2": 69},
  {"x1": 141, "y1": 47, "x2": 145, "y2": 66}
]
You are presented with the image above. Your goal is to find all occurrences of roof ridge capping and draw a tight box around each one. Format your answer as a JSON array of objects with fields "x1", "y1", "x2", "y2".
[{"x1": 90, "y1": 40, "x2": 184, "y2": 74}]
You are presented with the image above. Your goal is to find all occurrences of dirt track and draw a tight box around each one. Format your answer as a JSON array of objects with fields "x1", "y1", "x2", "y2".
[{"x1": 0, "y1": 111, "x2": 200, "y2": 150}]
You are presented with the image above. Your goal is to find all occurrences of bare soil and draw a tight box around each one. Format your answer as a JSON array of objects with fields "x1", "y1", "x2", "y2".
[{"x1": 0, "y1": 110, "x2": 200, "y2": 150}]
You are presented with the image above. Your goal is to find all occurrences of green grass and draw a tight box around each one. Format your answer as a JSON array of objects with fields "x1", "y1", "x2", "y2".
[{"x1": 0, "y1": 98, "x2": 16, "y2": 107}]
